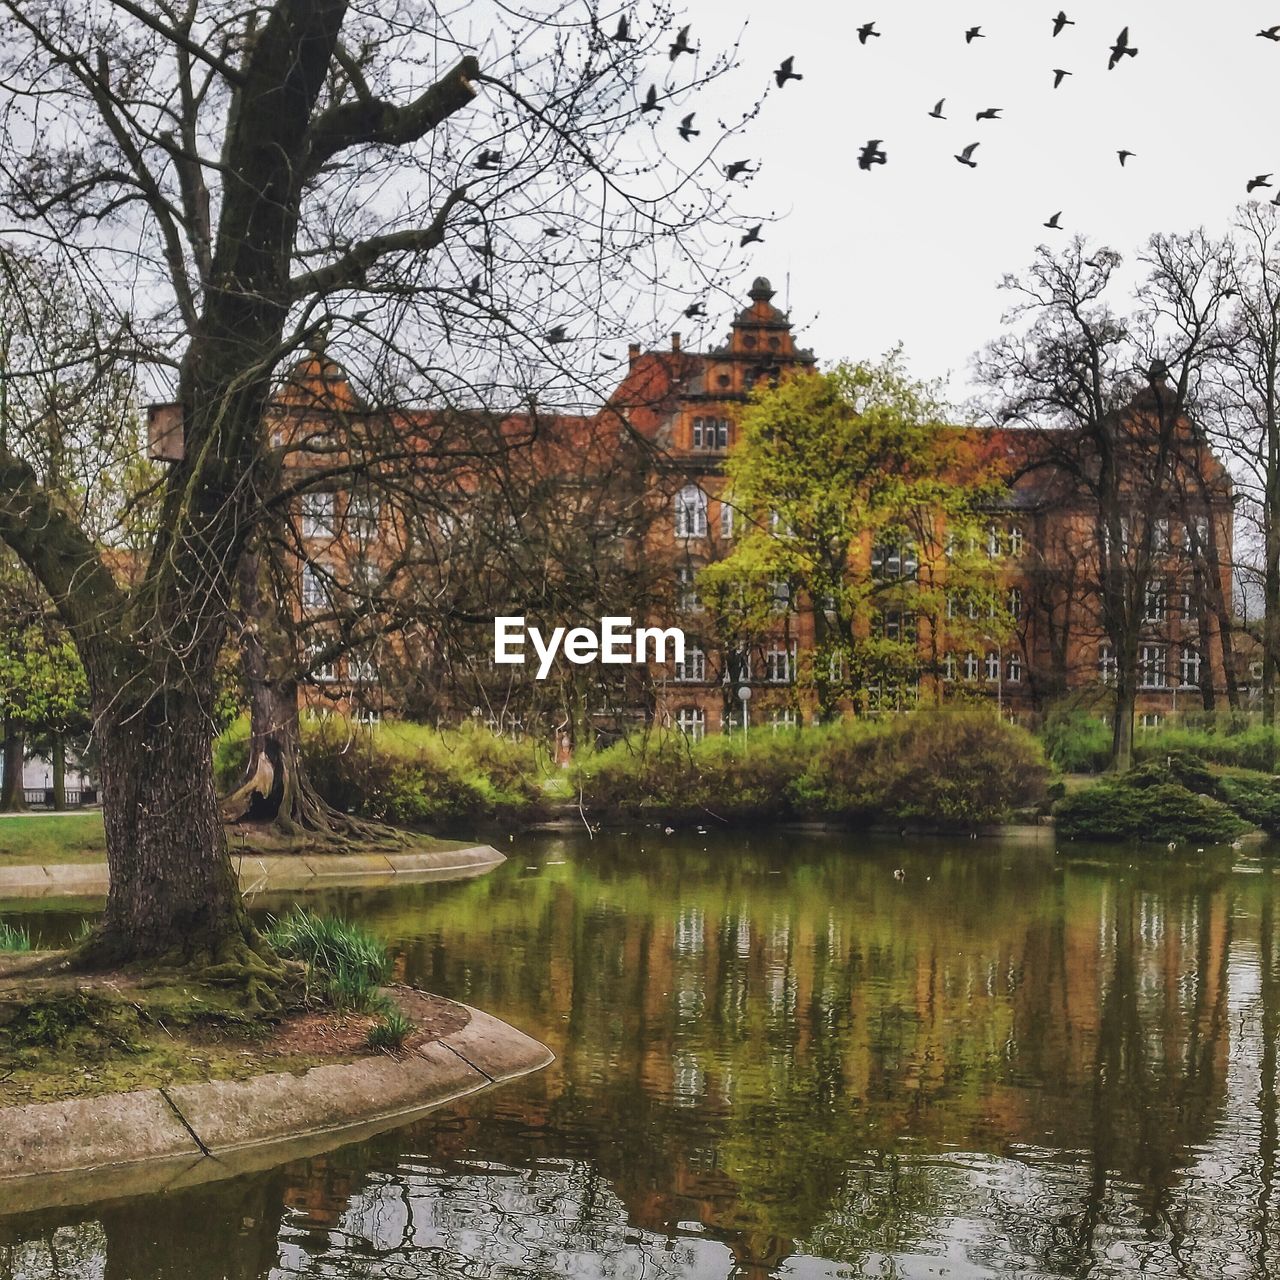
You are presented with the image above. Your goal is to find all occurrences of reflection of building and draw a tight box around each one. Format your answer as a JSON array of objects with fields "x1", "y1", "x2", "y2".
[{"x1": 148, "y1": 278, "x2": 1235, "y2": 735}]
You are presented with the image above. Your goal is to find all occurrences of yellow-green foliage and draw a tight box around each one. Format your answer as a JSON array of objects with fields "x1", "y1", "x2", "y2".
[{"x1": 571, "y1": 707, "x2": 1048, "y2": 827}]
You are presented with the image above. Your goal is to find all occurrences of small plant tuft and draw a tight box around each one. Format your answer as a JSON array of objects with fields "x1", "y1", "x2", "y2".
[
  {"x1": 264, "y1": 908, "x2": 391, "y2": 1011},
  {"x1": 366, "y1": 1009, "x2": 415, "y2": 1051},
  {"x1": 0, "y1": 919, "x2": 32, "y2": 952}
]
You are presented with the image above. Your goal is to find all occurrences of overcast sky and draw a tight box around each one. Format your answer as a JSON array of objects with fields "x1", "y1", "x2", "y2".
[{"x1": 668, "y1": 0, "x2": 1280, "y2": 398}]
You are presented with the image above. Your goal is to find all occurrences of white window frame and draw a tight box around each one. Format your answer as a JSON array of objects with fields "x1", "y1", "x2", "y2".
[
  {"x1": 1008, "y1": 524, "x2": 1024, "y2": 557},
  {"x1": 1006, "y1": 652, "x2": 1022, "y2": 684},
  {"x1": 349, "y1": 654, "x2": 378, "y2": 683},
  {"x1": 764, "y1": 642, "x2": 796, "y2": 684},
  {"x1": 675, "y1": 706, "x2": 706, "y2": 741},
  {"x1": 1099, "y1": 643, "x2": 1117, "y2": 685},
  {"x1": 301, "y1": 563, "x2": 329, "y2": 612},
  {"x1": 1179, "y1": 645, "x2": 1202, "y2": 690},
  {"x1": 1140, "y1": 644, "x2": 1168, "y2": 690},
  {"x1": 675, "y1": 646, "x2": 707, "y2": 683},
  {"x1": 963, "y1": 651, "x2": 980, "y2": 681},
  {"x1": 677, "y1": 565, "x2": 703, "y2": 613},
  {"x1": 675, "y1": 485, "x2": 708, "y2": 538},
  {"x1": 985, "y1": 651, "x2": 1000, "y2": 682},
  {"x1": 301, "y1": 491, "x2": 335, "y2": 538}
]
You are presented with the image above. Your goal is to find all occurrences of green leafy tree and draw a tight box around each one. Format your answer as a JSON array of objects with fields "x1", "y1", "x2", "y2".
[{"x1": 702, "y1": 356, "x2": 1009, "y2": 721}]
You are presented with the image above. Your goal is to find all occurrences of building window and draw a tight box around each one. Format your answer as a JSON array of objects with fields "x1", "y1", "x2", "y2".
[
  {"x1": 677, "y1": 566, "x2": 702, "y2": 613},
  {"x1": 1186, "y1": 514, "x2": 1209, "y2": 552},
  {"x1": 675, "y1": 647, "x2": 706, "y2": 682},
  {"x1": 1179, "y1": 646, "x2": 1202, "y2": 689},
  {"x1": 963, "y1": 651, "x2": 980, "y2": 681},
  {"x1": 306, "y1": 638, "x2": 337, "y2": 682},
  {"x1": 877, "y1": 608, "x2": 916, "y2": 642},
  {"x1": 1138, "y1": 712, "x2": 1163, "y2": 732},
  {"x1": 985, "y1": 651, "x2": 1000, "y2": 682},
  {"x1": 1006, "y1": 652, "x2": 1022, "y2": 683},
  {"x1": 764, "y1": 643, "x2": 796, "y2": 684},
  {"x1": 1142, "y1": 581, "x2": 1165, "y2": 625},
  {"x1": 1008, "y1": 524, "x2": 1024, "y2": 556},
  {"x1": 676, "y1": 706, "x2": 706, "y2": 741},
  {"x1": 770, "y1": 708, "x2": 798, "y2": 731},
  {"x1": 691, "y1": 417, "x2": 729, "y2": 450},
  {"x1": 1140, "y1": 644, "x2": 1167, "y2": 689},
  {"x1": 828, "y1": 650, "x2": 846, "y2": 682},
  {"x1": 942, "y1": 652, "x2": 957, "y2": 681},
  {"x1": 301, "y1": 563, "x2": 329, "y2": 611},
  {"x1": 346, "y1": 491, "x2": 380, "y2": 540},
  {"x1": 675, "y1": 485, "x2": 708, "y2": 538},
  {"x1": 1154, "y1": 518, "x2": 1170, "y2": 553},
  {"x1": 349, "y1": 654, "x2": 378, "y2": 683},
  {"x1": 1008, "y1": 587, "x2": 1023, "y2": 618},
  {"x1": 1099, "y1": 643, "x2": 1117, "y2": 685},
  {"x1": 871, "y1": 540, "x2": 918, "y2": 580},
  {"x1": 769, "y1": 579, "x2": 791, "y2": 612},
  {"x1": 720, "y1": 500, "x2": 734, "y2": 538},
  {"x1": 301, "y1": 491, "x2": 335, "y2": 538}
]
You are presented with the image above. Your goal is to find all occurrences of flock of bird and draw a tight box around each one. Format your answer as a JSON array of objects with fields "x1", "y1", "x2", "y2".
[{"x1": 853, "y1": 11, "x2": 1280, "y2": 232}]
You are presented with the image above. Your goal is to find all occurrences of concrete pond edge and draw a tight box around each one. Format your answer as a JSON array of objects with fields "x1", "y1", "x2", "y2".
[
  {"x1": 0, "y1": 844, "x2": 506, "y2": 899},
  {"x1": 0, "y1": 994, "x2": 553, "y2": 1217}
]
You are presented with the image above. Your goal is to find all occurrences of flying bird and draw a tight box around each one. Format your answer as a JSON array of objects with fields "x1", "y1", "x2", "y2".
[
  {"x1": 1052, "y1": 10, "x2": 1074, "y2": 36},
  {"x1": 857, "y1": 139, "x2": 887, "y2": 169},
  {"x1": 1117, "y1": 149, "x2": 1135, "y2": 166},
  {"x1": 965, "y1": 26, "x2": 984, "y2": 43},
  {"x1": 955, "y1": 142, "x2": 980, "y2": 167},
  {"x1": 976, "y1": 107, "x2": 1002, "y2": 120},
  {"x1": 1248, "y1": 173, "x2": 1274, "y2": 192},
  {"x1": 1044, "y1": 211, "x2": 1063, "y2": 229},
  {"x1": 678, "y1": 112, "x2": 699, "y2": 141},
  {"x1": 1272, "y1": 190, "x2": 1280, "y2": 207},
  {"x1": 928, "y1": 97, "x2": 946, "y2": 119},
  {"x1": 1108, "y1": 26, "x2": 1137, "y2": 69},
  {"x1": 684, "y1": 301, "x2": 706, "y2": 318},
  {"x1": 1052, "y1": 68, "x2": 1071, "y2": 88},
  {"x1": 668, "y1": 25, "x2": 696, "y2": 59},
  {"x1": 640, "y1": 83, "x2": 663, "y2": 114},
  {"x1": 474, "y1": 149, "x2": 501, "y2": 170},
  {"x1": 1258, "y1": 25, "x2": 1280, "y2": 40},
  {"x1": 612, "y1": 15, "x2": 635, "y2": 42},
  {"x1": 724, "y1": 159, "x2": 754, "y2": 180},
  {"x1": 740, "y1": 224, "x2": 763, "y2": 246},
  {"x1": 774, "y1": 56, "x2": 803, "y2": 86},
  {"x1": 545, "y1": 325, "x2": 569, "y2": 344},
  {"x1": 857, "y1": 21, "x2": 880, "y2": 44}
]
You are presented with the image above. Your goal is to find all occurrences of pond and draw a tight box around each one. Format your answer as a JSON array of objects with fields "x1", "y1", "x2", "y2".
[{"x1": 2, "y1": 829, "x2": 1280, "y2": 1278}]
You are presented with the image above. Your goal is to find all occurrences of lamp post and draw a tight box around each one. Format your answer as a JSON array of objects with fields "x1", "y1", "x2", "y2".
[{"x1": 738, "y1": 684, "x2": 752, "y2": 749}]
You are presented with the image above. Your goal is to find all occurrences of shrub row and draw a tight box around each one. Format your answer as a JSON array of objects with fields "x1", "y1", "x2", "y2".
[{"x1": 569, "y1": 706, "x2": 1050, "y2": 828}]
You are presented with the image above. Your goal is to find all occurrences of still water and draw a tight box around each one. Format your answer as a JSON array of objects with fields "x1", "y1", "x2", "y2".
[{"x1": 3, "y1": 830, "x2": 1280, "y2": 1278}]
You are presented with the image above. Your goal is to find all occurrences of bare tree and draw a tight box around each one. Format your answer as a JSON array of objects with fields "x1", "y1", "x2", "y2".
[{"x1": 0, "y1": 0, "x2": 764, "y2": 981}]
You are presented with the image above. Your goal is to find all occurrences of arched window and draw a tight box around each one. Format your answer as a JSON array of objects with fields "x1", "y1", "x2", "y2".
[{"x1": 674, "y1": 485, "x2": 708, "y2": 537}]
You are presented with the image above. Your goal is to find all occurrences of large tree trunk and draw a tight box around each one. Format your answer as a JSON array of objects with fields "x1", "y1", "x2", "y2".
[
  {"x1": 224, "y1": 548, "x2": 403, "y2": 849},
  {"x1": 1111, "y1": 668, "x2": 1136, "y2": 773},
  {"x1": 51, "y1": 730, "x2": 65, "y2": 810},
  {"x1": 0, "y1": 719, "x2": 26, "y2": 811}
]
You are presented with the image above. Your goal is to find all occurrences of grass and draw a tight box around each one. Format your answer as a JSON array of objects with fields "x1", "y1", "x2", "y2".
[
  {"x1": 366, "y1": 1009, "x2": 415, "y2": 1051},
  {"x1": 264, "y1": 908, "x2": 392, "y2": 1012},
  {"x1": 0, "y1": 919, "x2": 32, "y2": 951},
  {"x1": 0, "y1": 812, "x2": 106, "y2": 865}
]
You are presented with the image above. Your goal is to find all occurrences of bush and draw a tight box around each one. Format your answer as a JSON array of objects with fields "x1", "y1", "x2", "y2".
[
  {"x1": 1041, "y1": 705, "x2": 1113, "y2": 774},
  {"x1": 367, "y1": 1009, "x2": 415, "y2": 1051},
  {"x1": 1056, "y1": 776, "x2": 1249, "y2": 844},
  {"x1": 0, "y1": 919, "x2": 32, "y2": 952},
  {"x1": 795, "y1": 706, "x2": 1049, "y2": 827},
  {"x1": 264, "y1": 909, "x2": 391, "y2": 1011},
  {"x1": 1216, "y1": 769, "x2": 1280, "y2": 834}
]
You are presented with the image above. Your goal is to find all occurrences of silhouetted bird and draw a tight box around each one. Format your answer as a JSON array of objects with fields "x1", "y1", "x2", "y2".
[
  {"x1": 542, "y1": 227, "x2": 564, "y2": 237},
  {"x1": 965, "y1": 26, "x2": 984, "y2": 43},
  {"x1": 976, "y1": 107, "x2": 1002, "y2": 120},
  {"x1": 612, "y1": 15, "x2": 635, "y2": 42},
  {"x1": 929, "y1": 97, "x2": 946, "y2": 119},
  {"x1": 475, "y1": 149, "x2": 501, "y2": 170},
  {"x1": 1044, "y1": 210, "x2": 1063, "y2": 229},
  {"x1": 1052, "y1": 10, "x2": 1074, "y2": 36},
  {"x1": 1117, "y1": 149, "x2": 1135, "y2": 166},
  {"x1": 1108, "y1": 26, "x2": 1137, "y2": 69},
  {"x1": 857, "y1": 139, "x2": 887, "y2": 169},
  {"x1": 545, "y1": 325, "x2": 569, "y2": 343},
  {"x1": 1052, "y1": 68, "x2": 1071, "y2": 88},
  {"x1": 724, "y1": 159, "x2": 754, "y2": 180},
  {"x1": 857, "y1": 21, "x2": 880, "y2": 44},
  {"x1": 669, "y1": 25, "x2": 696, "y2": 59},
  {"x1": 640, "y1": 84, "x2": 662, "y2": 114},
  {"x1": 466, "y1": 274, "x2": 482, "y2": 299},
  {"x1": 1271, "y1": 191, "x2": 1280, "y2": 207},
  {"x1": 1259, "y1": 25, "x2": 1280, "y2": 40},
  {"x1": 740, "y1": 224, "x2": 763, "y2": 246},
  {"x1": 678, "y1": 112, "x2": 699, "y2": 141},
  {"x1": 684, "y1": 301, "x2": 706, "y2": 318},
  {"x1": 1248, "y1": 174, "x2": 1274, "y2": 192},
  {"x1": 955, "y1": 141, "x2": 980, "y2": 167},
  {"x1": 774, "y1": 56, "x2": 803, "y2": 86}
]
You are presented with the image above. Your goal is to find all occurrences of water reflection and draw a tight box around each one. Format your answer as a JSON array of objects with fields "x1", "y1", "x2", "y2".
[{"x1": 4, "y1": 834, "x2": 1280, "y2": 1277}]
